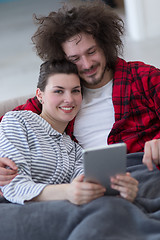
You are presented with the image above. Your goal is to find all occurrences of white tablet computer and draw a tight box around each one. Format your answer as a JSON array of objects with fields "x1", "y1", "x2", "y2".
[{"x1": 83, "y1": 143, "x2": 127, "y2": 195}]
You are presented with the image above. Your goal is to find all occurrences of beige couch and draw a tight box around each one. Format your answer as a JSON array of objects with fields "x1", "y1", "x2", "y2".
[{"x1": 0, "y1": 94, "x2": 34, "y2": 117}]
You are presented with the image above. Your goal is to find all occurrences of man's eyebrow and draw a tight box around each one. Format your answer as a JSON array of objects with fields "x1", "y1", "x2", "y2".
[{"x1": 87, "y1": 46, "x2": 96, "y2": 51}]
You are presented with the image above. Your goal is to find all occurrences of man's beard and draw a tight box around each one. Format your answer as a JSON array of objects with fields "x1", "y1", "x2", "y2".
[{"x1": 81, "y1": 64, "x2": 107, "y2": 87}]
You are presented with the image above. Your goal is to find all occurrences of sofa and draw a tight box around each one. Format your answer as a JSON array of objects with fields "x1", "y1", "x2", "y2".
[{"x1": 0, "y1": 94, "x2": 34, "y2": 117}]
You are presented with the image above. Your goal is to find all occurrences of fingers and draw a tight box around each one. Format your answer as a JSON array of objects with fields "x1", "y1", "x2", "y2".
[
  {"x1": 0, "y1": 157, "x2": 18, "y2": 170},
  {"x1": 0, "y1": 158, "x2": 18, "y2": 186},
  {"x1": 73, "y1": 175, "x2": 106, "y2": 192},
  {"x1": 110, "y1": 173, "x2": 138, "y2": 202},
  {"x1": 143, "y1": 140, "x2": 160, "y2": 171},
  {"x1": 73, "y1": 181, "x2": 106, "y2": 195},
  {"x1": 68, "y1": 180, "x2": 106, "y2": 205},
  {"x1": 70, "y1": 173, "x2": 138, "y2": 204},
  {"x1": 0, "y1": 171, "x2": 18, "y2": 186},
  {"x1": 0, "y1": 167, "x2": 17, "y2": 176},
  {"x1": 143, "y1": 141, "x2": 154, "y2": 170},
  {"x1": 0, "y1": 174, "x2": 18, "y2": 186},
  {"x1": 0, "y1": 190, "x2": 3, "y2": 196},
  {"x1": 72, "y1": 188, "x2": 105, "y2": 205},
  {"x1": 72, "y1": 174, "x2": 85, "y2": 183},
  {"x1": 75, "y1": 189, "x2": 105, "y2": 205}
]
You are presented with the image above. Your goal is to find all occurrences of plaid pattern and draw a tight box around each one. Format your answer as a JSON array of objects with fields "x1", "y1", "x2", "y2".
[
  {"x1": 109, "y1": 58, "x2": 160, "y2": 153},
  {"x1": 2, "y1": 58, "x2": 160, "y2": 154}
]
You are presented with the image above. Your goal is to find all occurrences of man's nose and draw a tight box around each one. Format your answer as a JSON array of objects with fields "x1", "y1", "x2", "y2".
[{"x1": 81, "y1": 56, "x2": 92, "y2": 69}]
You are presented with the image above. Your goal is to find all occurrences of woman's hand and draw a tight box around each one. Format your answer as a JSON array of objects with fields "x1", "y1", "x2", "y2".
[
  {"x1": 0, "y1": 157, "x2": 18, "y2": 186},
  {"x1": 66, "y1": 175, "x2": 106, "y2": 205},
  {"x1": 110, "y1": 172, "x2": 138, "y2": 202}
]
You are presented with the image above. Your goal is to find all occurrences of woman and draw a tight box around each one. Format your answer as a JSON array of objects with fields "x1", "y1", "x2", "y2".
[{"x1": 0, "y1": 60, "x2": 138, "y2": 204}]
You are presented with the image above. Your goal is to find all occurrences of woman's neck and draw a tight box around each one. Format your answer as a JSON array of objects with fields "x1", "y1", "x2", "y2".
[{"x1": 40, "y1": 113, "x2": 68, "y2": 134}]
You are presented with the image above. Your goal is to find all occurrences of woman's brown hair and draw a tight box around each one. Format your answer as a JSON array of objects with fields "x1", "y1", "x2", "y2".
[{"x1": 37, "y1": 59, "x2": 79, "y2": 91}]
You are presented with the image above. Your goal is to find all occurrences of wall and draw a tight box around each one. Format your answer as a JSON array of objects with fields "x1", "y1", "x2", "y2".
[{"x1": 124, "y1": 0, "x2": 160, "y2": 41}]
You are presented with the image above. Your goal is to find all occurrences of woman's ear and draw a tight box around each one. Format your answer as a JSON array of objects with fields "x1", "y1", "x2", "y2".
[{"x1": 36, "y1": 88, "x2": 43, "y2": 104}]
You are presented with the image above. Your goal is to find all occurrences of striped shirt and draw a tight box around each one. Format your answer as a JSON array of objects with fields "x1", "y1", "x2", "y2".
[{"x1": 0, "y1": 111, "x2": 83, "y2": 204}]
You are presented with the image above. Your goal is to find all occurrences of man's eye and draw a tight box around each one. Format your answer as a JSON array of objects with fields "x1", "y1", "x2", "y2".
[
  {"x1": 88, "y1": 50, "x2": 96, "y2": 55},
  {"x1": 69, "y1": 58, "x2": 79, "y2": 63}
]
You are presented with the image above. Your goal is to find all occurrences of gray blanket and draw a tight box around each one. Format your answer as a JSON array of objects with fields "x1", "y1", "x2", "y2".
[{"x1": 1, "y1": 153, "x2": 160, "y2": 240}]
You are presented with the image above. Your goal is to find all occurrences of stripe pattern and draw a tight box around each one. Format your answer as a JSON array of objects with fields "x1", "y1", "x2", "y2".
[{"x1": 0, "y1": 111, "x2": 83, "y2": 204}]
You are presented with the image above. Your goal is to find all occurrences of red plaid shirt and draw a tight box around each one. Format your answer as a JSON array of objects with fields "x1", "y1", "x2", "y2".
[{"x1": 1, "y1": 58, "x2": 160, "y2": 153}]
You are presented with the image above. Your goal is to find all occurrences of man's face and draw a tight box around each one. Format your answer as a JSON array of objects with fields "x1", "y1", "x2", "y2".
[{"x1": 62, "y1": 33, "x2": 108, "y2": 89}]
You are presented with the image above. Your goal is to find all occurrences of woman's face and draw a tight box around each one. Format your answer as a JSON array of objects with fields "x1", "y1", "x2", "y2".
[{"x1": 36, "y1": 73, "x2": 82, "y2": 132}]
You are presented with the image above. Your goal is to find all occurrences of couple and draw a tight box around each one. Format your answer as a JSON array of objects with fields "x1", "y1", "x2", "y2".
[
  {"x1": 1, "y1": 0, "x2": 160, "y2": 204},
  {"x1": 0, "y1": 59, "x2": 138, "y2": 204}
]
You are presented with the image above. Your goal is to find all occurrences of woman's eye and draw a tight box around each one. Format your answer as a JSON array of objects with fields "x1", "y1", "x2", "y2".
[
  {"x1": 72, "y1": 89, "x2": 81, "y2": 93},
  {"x1": 54, "y1": 90, "x2": 63, "y2": 94}
]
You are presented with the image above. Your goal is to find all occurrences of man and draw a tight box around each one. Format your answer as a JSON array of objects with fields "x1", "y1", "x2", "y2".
[{"x1": 0, "y1": 0, "x2": 160, "y2": 187}]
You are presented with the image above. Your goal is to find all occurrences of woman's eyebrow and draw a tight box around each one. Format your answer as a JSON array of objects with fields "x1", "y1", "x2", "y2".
[
  {"x1": 52, "y1": 86, "x2": 64, "y2": 89},
  {"x1": 52, "y1": 86, "x2": 81, "y2": 89}
]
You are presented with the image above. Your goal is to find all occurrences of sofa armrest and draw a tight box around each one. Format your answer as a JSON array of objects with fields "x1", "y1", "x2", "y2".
[{"x1": 0, "y1": 94, "x2": 34, "y2": 117}]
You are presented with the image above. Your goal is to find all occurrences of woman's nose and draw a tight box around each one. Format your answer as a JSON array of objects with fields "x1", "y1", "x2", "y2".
[{"x1": 63, "y1": 93, "x2": 73, "y2": 103}]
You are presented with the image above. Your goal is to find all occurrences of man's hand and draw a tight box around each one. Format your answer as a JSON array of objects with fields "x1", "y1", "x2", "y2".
[
  {"x1": 0, "y1": 157, "x2": 18, "y2": 186},
  {"x1": 142, "y1": 139, "x2": 160, "y2": 171}
]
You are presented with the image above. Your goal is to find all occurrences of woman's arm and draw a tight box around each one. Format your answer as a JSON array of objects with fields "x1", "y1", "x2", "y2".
[
  {"x1": 0, "y1": 96, "x2": 42, "y2": 185},
  {"x1": 33, "y1": 175, "x2": 106, "y2": 205},
  {"x1": 0, "y1": 112, "x2": 106, "y2": 205},
  {"x1": 0, "y1": 111, "x2": 47, "y2": 204},
  {"x1": 34, "y1": 173, "x2": 139, "y2": 204}
]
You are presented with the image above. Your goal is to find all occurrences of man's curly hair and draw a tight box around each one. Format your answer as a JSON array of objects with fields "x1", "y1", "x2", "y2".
[{"x1": 32, "y1": 0, "x2": 124, "y2": 70}]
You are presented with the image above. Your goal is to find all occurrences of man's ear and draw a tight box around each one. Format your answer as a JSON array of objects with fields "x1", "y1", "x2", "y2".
[{"x1": 36, "y1": 88, "x2": 43, "y2": 104}]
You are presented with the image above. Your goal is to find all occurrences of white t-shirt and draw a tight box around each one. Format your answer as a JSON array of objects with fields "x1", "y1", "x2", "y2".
[{"x1": 74, "y1": 80, "x2": 115, "y2": 149}]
